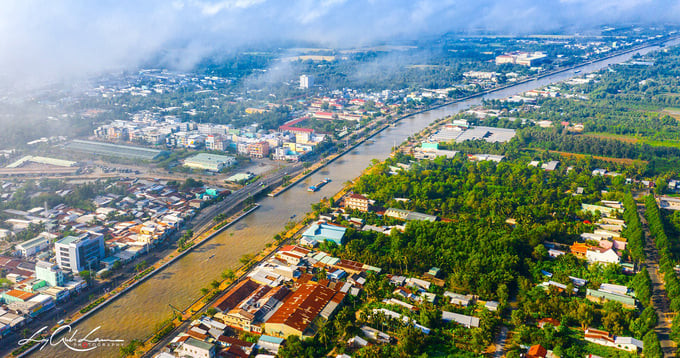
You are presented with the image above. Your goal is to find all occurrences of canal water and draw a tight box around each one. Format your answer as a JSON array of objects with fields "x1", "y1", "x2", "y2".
[{"x1": 33, "y1": 40, "x2": 677, "y2": 357}]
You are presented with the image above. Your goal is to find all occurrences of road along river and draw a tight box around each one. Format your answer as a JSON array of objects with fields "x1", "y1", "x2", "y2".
[{"x1": 32, "y1": 39, "x2": 678, "y2": 357}]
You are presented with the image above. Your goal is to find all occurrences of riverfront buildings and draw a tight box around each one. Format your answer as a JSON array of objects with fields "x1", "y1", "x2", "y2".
[
  {"x1": 495, "y1": 51, "x2": 548, "y2": 67},
  {"x1": 55, "y1": 234, "x2": 106, "y2": 272},
  {"x1": 0, "y1": 178, "x2": 224, "y2": 342}
]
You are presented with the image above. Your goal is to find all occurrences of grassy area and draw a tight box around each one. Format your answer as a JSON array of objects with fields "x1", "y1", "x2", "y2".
[
  {"x1": 584, "y1": 132, "x2": 680, "y2": 148},
  {"x1": 584, "y1": 132, "x2": 639, "y2": 143},
  {"x1": 662, "y1": 107, "x2": 680, "y2": 120},
  {"x1": 551, "y1": 150, "x2": 647, "y2": 165},
  {"x1": 525, "y1": 148, "x2": 648, "y2": 165}
]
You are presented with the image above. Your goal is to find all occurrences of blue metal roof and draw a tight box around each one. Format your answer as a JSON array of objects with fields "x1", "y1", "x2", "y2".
[
  {"x1": 302, "y1": 223, "x2": 346, "y2": 245},
  {"x1": 259, "y1": 335, "x2": 284, "y2": 344}
]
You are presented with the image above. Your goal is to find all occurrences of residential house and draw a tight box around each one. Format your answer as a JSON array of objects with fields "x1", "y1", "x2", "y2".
[
  {"x1": 527, "y1": 344, "x2": 548, "y2": 358},
  {"x1": 442, "y1": 311, "x2": 480, "y2": 328},
  {"x1": 586, "y1": 247, "x2": 620, "y2": 265},
  {"x1": 175, "y1": 337, "x2": 216, "y2": 358},
  {"x1": 585, "y1": 328, "x2": 643, "y2": 352},
  {"x1": 345, "y1": 194, "x2": 370, "y2": 212},
  {"x1": 444, "y1": 291, "x2": 473, "y2": 306}
]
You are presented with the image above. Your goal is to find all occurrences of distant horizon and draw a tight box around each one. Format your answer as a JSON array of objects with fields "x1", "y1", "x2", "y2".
[{"x1": 1, "y1": 0, "x2": 679, "y2": 89}]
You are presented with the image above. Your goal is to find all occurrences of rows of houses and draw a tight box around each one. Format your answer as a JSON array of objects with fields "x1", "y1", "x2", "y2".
[
  {"x1": 93, "y1": 116, "x2": 327, "y2": 163},
  {"x1": 163, "y1": 245, "x2": 379, "y2": 357},
  {"x1": 0, "y1": 180, "x2": 225, "y2": 340}
]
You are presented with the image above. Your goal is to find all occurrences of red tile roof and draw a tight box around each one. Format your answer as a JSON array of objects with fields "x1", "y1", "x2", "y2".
[
  {"x1": 219, "y1": 345, "x2": 249, "y2": 358},
  {"x1": 217, "y1": 335, "x2": 254, "y2": 349},
  {"x1": 335, "y1": 259, "x2": 364, "y2": 273},
  {"x1": 187, "y1": 329, "x2": 208, "y2": 341},
  {"x1": 585, "y1": 328, "x2": 614, "y2": 343},
  {"x1": 280, "y1": 245, "x2": 311, "y2": 255},
  {"x1": 347, "y1": 194, "x2": 368, "y2": 201}
]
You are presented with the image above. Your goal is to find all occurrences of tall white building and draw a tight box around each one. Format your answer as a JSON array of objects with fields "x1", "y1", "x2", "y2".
[
  {"x1": 54, "y1": 234, "x2": 105, "y2": 272},
  {"x1": 300, "y1": 75, "x2": 313, "y2": 89}
]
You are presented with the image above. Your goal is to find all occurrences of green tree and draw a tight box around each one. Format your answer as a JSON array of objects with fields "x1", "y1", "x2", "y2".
[
  {"x1": 221, "y1": 269, "x2": 236, "y2": 281},
  {"x1": 643, "y1": 331, "x2": 663, "y2": 358}
]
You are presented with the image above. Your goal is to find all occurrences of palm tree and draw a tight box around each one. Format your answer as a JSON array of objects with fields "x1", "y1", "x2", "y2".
[{"x1": 317, "y1": 325, "x2": 332, "y2": 347}]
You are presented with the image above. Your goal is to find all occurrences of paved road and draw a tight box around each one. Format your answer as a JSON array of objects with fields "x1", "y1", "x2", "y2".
[
  {"x1": 493, "y1": 326, "x2": 509, "y2": 358},
  {"x1": 638, "y1": 202, "x2": 677, "y2": 357},
  {"x1": 189, "y1": 164, "x2": 302, "y2": 234}
]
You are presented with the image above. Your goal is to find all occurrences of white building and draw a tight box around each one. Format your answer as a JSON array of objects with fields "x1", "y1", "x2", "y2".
[
  {"x1": 15, "y1": 232, "x2": 56, "y2": 257},
  {"x1": 442, "y1": 311, "x2": 480, "y2": 328},
  {"x1": 184, "y1": 153, "x2": 236, "y2": 172},
  {"x1": 176, "y1": 337, "x2": 216, "y2": 358},
  {"x1": 586, "y1": 247, "x2": 620, "y2": 265},
  {"x1": 444, "y1": 292, "x2": 473, "y2": 306},
  {"x1": 55, "y1": 234, "x2": 105, "y2": 272},
  {"x1": 300, "y1": 75, "x2": 313, "y2": 89},
  {"x1": 35, "y1": 261, "x2": 65, "y2": 287}
]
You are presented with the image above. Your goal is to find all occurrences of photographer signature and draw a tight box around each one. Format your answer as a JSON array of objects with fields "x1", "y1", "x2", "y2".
[{"x1": 18, "y1": 325, "x2": 125, "y2": 352}]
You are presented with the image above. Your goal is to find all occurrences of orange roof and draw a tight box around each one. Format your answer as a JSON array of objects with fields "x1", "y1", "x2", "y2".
[
  {"x1": 335, "y1": 259, "x2": 364, "y2": 272},
  {"x1": 570, "y1": 242, "x2": 589, "y2": 255},
  {"x1": 527, "y1": 344, "x2": 547, "y2": 358},
  {"x1": 5, "y1": 289, "x2": 36, "y2": 301},
  {"x1": 187, "y1": 329, "x2": 208, "y2": 341},
  {"x1": 538, "y1": 318, "x2": 560, "y2": 328}
]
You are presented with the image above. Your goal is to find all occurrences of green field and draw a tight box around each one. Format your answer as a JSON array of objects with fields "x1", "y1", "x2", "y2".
[{"x1": 585, "y1": 132, "x2": 680, "y2": 148}]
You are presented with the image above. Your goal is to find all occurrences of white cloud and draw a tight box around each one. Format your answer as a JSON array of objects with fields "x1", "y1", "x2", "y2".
[{"x1": 0, "y1": 0, "x2": 676, "y2": 90}]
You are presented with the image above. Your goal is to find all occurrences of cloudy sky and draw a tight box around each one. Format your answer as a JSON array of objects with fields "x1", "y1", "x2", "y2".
[{"x1": 0, "y1": 0, "x2": 678, "y2": 89}]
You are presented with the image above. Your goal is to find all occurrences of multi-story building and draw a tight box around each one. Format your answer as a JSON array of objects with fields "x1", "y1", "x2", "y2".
[
  {"x1": 300, "y1": 75, "x2": 313, "y2": 89},
  {"x1": 35, "y1": 261, "x2": 65, "y2": 287},
  {"x1": 248, "y1": 141, "x2": 269, "y2": 158},
  {"x1": 495, "y1": 51, "x2": 547, "y2": 67},
  {"x1": 345, "y1": 194, "x2": 370, "y2": 212},
  {"x1": 206, "y1": 135, "x2": 229, "y2": 151},
  {"x1": 54, "y1": 234, "x2": 105, "y2": 273}
]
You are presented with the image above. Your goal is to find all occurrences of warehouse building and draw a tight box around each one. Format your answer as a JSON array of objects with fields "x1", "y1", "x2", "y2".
[{"x1": 184, "y1": 153, "x2": 237, "y2": 172}]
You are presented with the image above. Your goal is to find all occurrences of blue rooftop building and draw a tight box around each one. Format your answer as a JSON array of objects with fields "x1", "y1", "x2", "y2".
[{"x1": 301, "y1": 223, "x2": 347, "y2": 246}]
